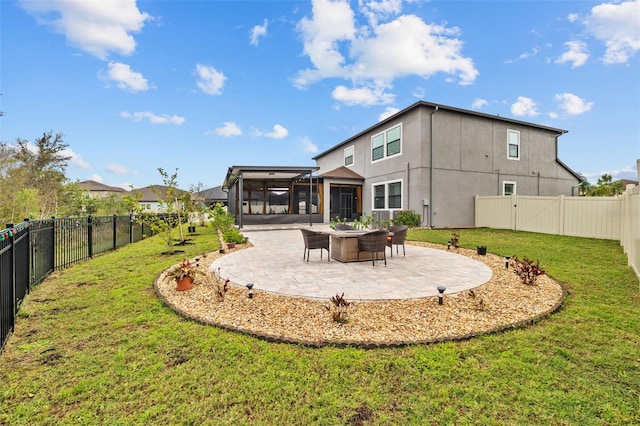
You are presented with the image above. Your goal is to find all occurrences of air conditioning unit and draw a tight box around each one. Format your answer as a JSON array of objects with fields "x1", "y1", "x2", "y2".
[{"x1": 372, "y1": 210, "x2": 391, "y2": 227}]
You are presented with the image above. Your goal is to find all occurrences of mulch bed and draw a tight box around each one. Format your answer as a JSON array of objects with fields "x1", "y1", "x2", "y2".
[{"x1": 155, "y1": 242, "x2": 566, "y2": 348}]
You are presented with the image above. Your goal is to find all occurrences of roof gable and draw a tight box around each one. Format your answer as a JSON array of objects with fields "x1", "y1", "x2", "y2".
[{"x1": 319, "y1": 166, "x2": 364, "y2": 180}]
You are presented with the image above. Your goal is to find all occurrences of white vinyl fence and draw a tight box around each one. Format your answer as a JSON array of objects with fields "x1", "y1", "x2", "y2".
[{"x1": 475, "y1": 184, "x2": 640, "y2": 279}]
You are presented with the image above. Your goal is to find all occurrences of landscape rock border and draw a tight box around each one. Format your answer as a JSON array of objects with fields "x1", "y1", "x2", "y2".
[{"x1": 154, "y1": 243, "x2": 566, "y2": 348}]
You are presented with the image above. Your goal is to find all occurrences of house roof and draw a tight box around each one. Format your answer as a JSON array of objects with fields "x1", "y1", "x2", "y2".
[
  {"x1": 318, "y1": 166, "x2": 364, "y2": 181},
  {"x1": 312, "y1": 100, "x2": 568, "y2": 161},
  {"x1": 222, "y1": 165, "x2": 320, "y2": 189},
  {"x1": 614, "y1": 179, "x2": 639, "y2": 187},
  {"x1": 197, "y1": 185, "x2": 227, "y2": 200},
  {"x1": 78, "y1": 180, "x2": 127, "y2": 193},
  {"x1": 133, "y1": 185, "x2": 190, "y2": 202}
]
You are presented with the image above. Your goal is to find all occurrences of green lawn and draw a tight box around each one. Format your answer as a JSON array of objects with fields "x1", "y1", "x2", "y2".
[{"x1": 1, "y1": 226, "x2": 638, "y2": 425}]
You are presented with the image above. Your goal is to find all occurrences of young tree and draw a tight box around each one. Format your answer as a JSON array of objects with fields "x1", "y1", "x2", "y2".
[
  {"x1": 13, "y1": 131, "x2": 71, "y2": 218},
  {"x1": 581, "y1": 174, "x2": 624, "y2": 196}
]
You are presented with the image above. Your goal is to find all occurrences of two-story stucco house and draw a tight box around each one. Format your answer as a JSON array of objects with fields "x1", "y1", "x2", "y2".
[
  {"x1": 313, "y1": 100, "x2": 582, "y2": 228},
  {"x1": 223, "y1": 100, "x2": 581, "y2": 228}
]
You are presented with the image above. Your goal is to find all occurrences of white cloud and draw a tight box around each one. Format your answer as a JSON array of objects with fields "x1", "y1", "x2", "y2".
[
  {"x1": 471, "y1": 98, "x2": 488, "y2": 109},
  {"x1": 584, "y1": 0, "x2": 640, "y2": 64},
  {"x1": 511, "y1": 96, "x2": 539, "y2": 116},
  {"x1": 196, "y1": 64, "x2": 227, "y2": 95},
  {"x1": 554, "y1": 93, "x2": 594, "y2": 116},
  {"x1": 265, "y1": 124, "x2": 289, "y2": 139},
  {"x1": 106, "y1": 163, "x2": 130, "y2": 174},
  {"x1": 378, "y1": 107, "x2": 400, "y2": 121},
  {"x1": 250, "y1": 19, "x2": 268, "y2": 46},
  {"x1": 300, "y1": 136, "x2": 318, "y2": 153},
  {"x1": 332, "y1": 85, "x2": 394, "y2": 106},
  {"x1": 120, "y1": 111, "x2": 185, "y2": 125},
  {"x1": 583, "y1": 165, "x2": 639, "y2": 183},
  {"x1": 555, "y1": 41, "x2": 590, "y2": 68},
  {"x1": 379, "y1": 106, "x2": 400, "y2": 121},
  {"x1": 100, "y1": 62, "x2": 149, "y2": 92},
  {"x1": 567, "y1": 13, "x2": 580, "y2": 23},
  {"x1": 294, "y1": 0, "x2": 478, "y2": 105},
  {"x1": 61, "y1": 148, "x2": 89, "y2": 169},
  {"x1": 359, "y1": 0, "x2": 403, "y2": 26},
  {"x1": 215, "y1": 122, "x2": 243, "y2": 137},
  {"x1": 88, "y1": 174, "x2": 103, "y2": 183},
  {"x1": 20, "y1": 0, "x2": 151, "y2": 59}
]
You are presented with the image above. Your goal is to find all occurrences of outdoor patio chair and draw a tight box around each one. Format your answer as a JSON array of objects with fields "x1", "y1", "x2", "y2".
[
  {"x1": 300, "y1": 228, "x2": 330, "y2": 262},
  {"x1": 335, "y1": 223, "x2": 355, "y2": 230},
  {"x1": 357, "y1": 229, "x2": 389, "y2": 266},
  {"x1": 386, "y1": 225, "x2": 408, "y2": 257}
]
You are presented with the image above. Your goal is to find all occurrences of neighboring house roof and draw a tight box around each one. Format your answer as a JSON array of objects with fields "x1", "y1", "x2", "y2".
[
  {"x1": 614, "y1": 179, "x2": 638, "y2": 187},
  {"x1": 78, "y1": 180, "x2": 127, "y2": 193},
  {"x1": 319, "y1": 166, "x2": 364, "y2": 181},
  {"x1": 197, "y1": 185, "x2": 227, "y2": 201},
  {"x1": 312, "y1": 100, "x2": 568, "y2": 161},
  {"x1": 134, "y1": 185, "x2": 190, "y2": 202}
]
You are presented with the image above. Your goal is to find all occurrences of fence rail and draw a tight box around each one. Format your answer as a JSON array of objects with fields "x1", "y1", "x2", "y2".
[
  {"x1": 0, "y1": 215, "x2": 156, "y2": 353},
  {"x1": 475, "y1": 184, "x2": 640, "y2": 280}
]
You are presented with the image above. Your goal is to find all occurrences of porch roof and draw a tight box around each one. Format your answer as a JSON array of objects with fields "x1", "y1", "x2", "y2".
[
  {"x1": 222, "y1": 165, "x2": 320, "y2": 189},
  {"x1": 319, "y1": 166, "x2": 364, "y2": 181}
]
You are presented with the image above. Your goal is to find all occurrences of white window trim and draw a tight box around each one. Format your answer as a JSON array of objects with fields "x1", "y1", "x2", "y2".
[
  {"x1": 503, "y1": 181, "x2": 517, "y2": 196},
  {"x1": 507, "y1": 129, "x2": 520, "y2": 161},
  {"x1": 371, "y1": 123, "x2": 402, "y2": 163},
  {"x1": 371, "y1": 179, "x2": 403, "y2": 211},
  {"x1": 344, "y1": 145, "x2": 354, "y2": 167}
]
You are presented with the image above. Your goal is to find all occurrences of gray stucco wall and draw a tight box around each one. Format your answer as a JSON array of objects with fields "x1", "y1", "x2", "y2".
[{"x1": 315, "y1": 103, "x2": 580, "y2": 228}]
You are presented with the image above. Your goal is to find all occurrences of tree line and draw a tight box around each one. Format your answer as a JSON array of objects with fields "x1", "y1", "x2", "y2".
[{"x1": 0, "y1": 131, "x2": 132, "y2": 225}]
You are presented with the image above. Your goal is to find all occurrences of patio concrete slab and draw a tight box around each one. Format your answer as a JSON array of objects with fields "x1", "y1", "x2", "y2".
[{"x1": 210, "y1": 225, "x2": 492, "y2": 301}]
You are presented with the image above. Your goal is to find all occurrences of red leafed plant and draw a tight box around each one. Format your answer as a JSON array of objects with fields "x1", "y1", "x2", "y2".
[
  {"x1": 512, "y1": 256, "x2": 546, "y2": 285},
  {"x1": 326, "y1": 293, "x2": 351, "y2": 323}
]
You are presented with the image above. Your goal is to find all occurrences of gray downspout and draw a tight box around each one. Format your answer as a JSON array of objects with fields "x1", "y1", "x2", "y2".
[
  {"x1": 406, "y1": 162, "x2": 410, "y2": 213},
  {"x1": 429, "y1": 106, "x2": 438, "y2": 228},
  {"x1": 238, "y1": 174, "x2": 243, "y2": 229},
  {"x1": 309, "y1": 172, "x2": 313, "y2": 227}
]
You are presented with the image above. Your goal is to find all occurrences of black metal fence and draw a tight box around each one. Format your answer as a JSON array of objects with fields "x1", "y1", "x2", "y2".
[{"x1": 0, "y1": 215, "x2": 155, "y2": 353}]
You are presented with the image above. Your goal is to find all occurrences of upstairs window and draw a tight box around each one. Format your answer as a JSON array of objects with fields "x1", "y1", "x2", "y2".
[
  {"x1": 344, "y1": 146, "x2": 354, "y2": 166},
  {"x1": 372, "y1": 134, "x2": 384, "y2": 161},
  {"x1": 371, "y1": 124, "x2": 402, "y2": 162},
  {"x1": 508, "y1": 130, "x2": 520, "y2": 160}
]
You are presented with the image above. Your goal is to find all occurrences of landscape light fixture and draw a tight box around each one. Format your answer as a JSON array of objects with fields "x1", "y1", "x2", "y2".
[
  {"x1": 437, "y1": 286, "x2": 446, "y2": 305},
  {"x1": 246, "y1": 283, "x2": 254, "y2": 299},
  {"x1": 195, "y1": 257, "x2": 200, "y2": 267},
  {"x1": 505, "y1": 256, "x2": 511, "y2": 269},
  {"x1": 447, "y1": 240, "x2": 451, "y2": 250}
]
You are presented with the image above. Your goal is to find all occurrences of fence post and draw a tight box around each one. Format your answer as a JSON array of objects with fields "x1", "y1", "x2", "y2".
[
  {"x1": 23, "y1": 218, "x2": 31, "y2": 290},
  {"x1": 113, "y1": 214, "x2": 117, "y2": 250},
  {"x1": 51, "y1": 217, "x2": 56, "y2": 271},
  {"x1": 129, "y1": 213, "x2": 134, "y2": 244},
  {"x1": 559, "y1": 195, "x2": 565, "y2": 236},
  {"x1": 5, "y1": 223, "x2": 16, "y2": 325},
  {"x1": 88, "y1": 215, "x2": 93, "y2": 258}
]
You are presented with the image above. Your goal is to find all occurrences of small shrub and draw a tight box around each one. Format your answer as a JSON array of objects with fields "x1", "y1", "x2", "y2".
[
  {"x1": 450, "y1": 233, "x2": 460, "y2": 249},
  {"x1": 393, "y1": 210, "x2": 421, "y2": 227},
  {"x1": 326, "y1": 293, "x2": 351, "y2": 323},
  {"x1": 512, "y1": 256, "x2": 546, "y2": 285},
  {"x1": 222, "y1": 227, "x2": 245, "y2": 244},
  {"x1": 353, "y1": 213, "x2": 374, "y2": 230}
]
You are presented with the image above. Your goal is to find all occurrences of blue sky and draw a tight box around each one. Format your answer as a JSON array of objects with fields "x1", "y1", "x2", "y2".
[{"x1": 1, "y1": 0, "x2": 639, "y2": 190}]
